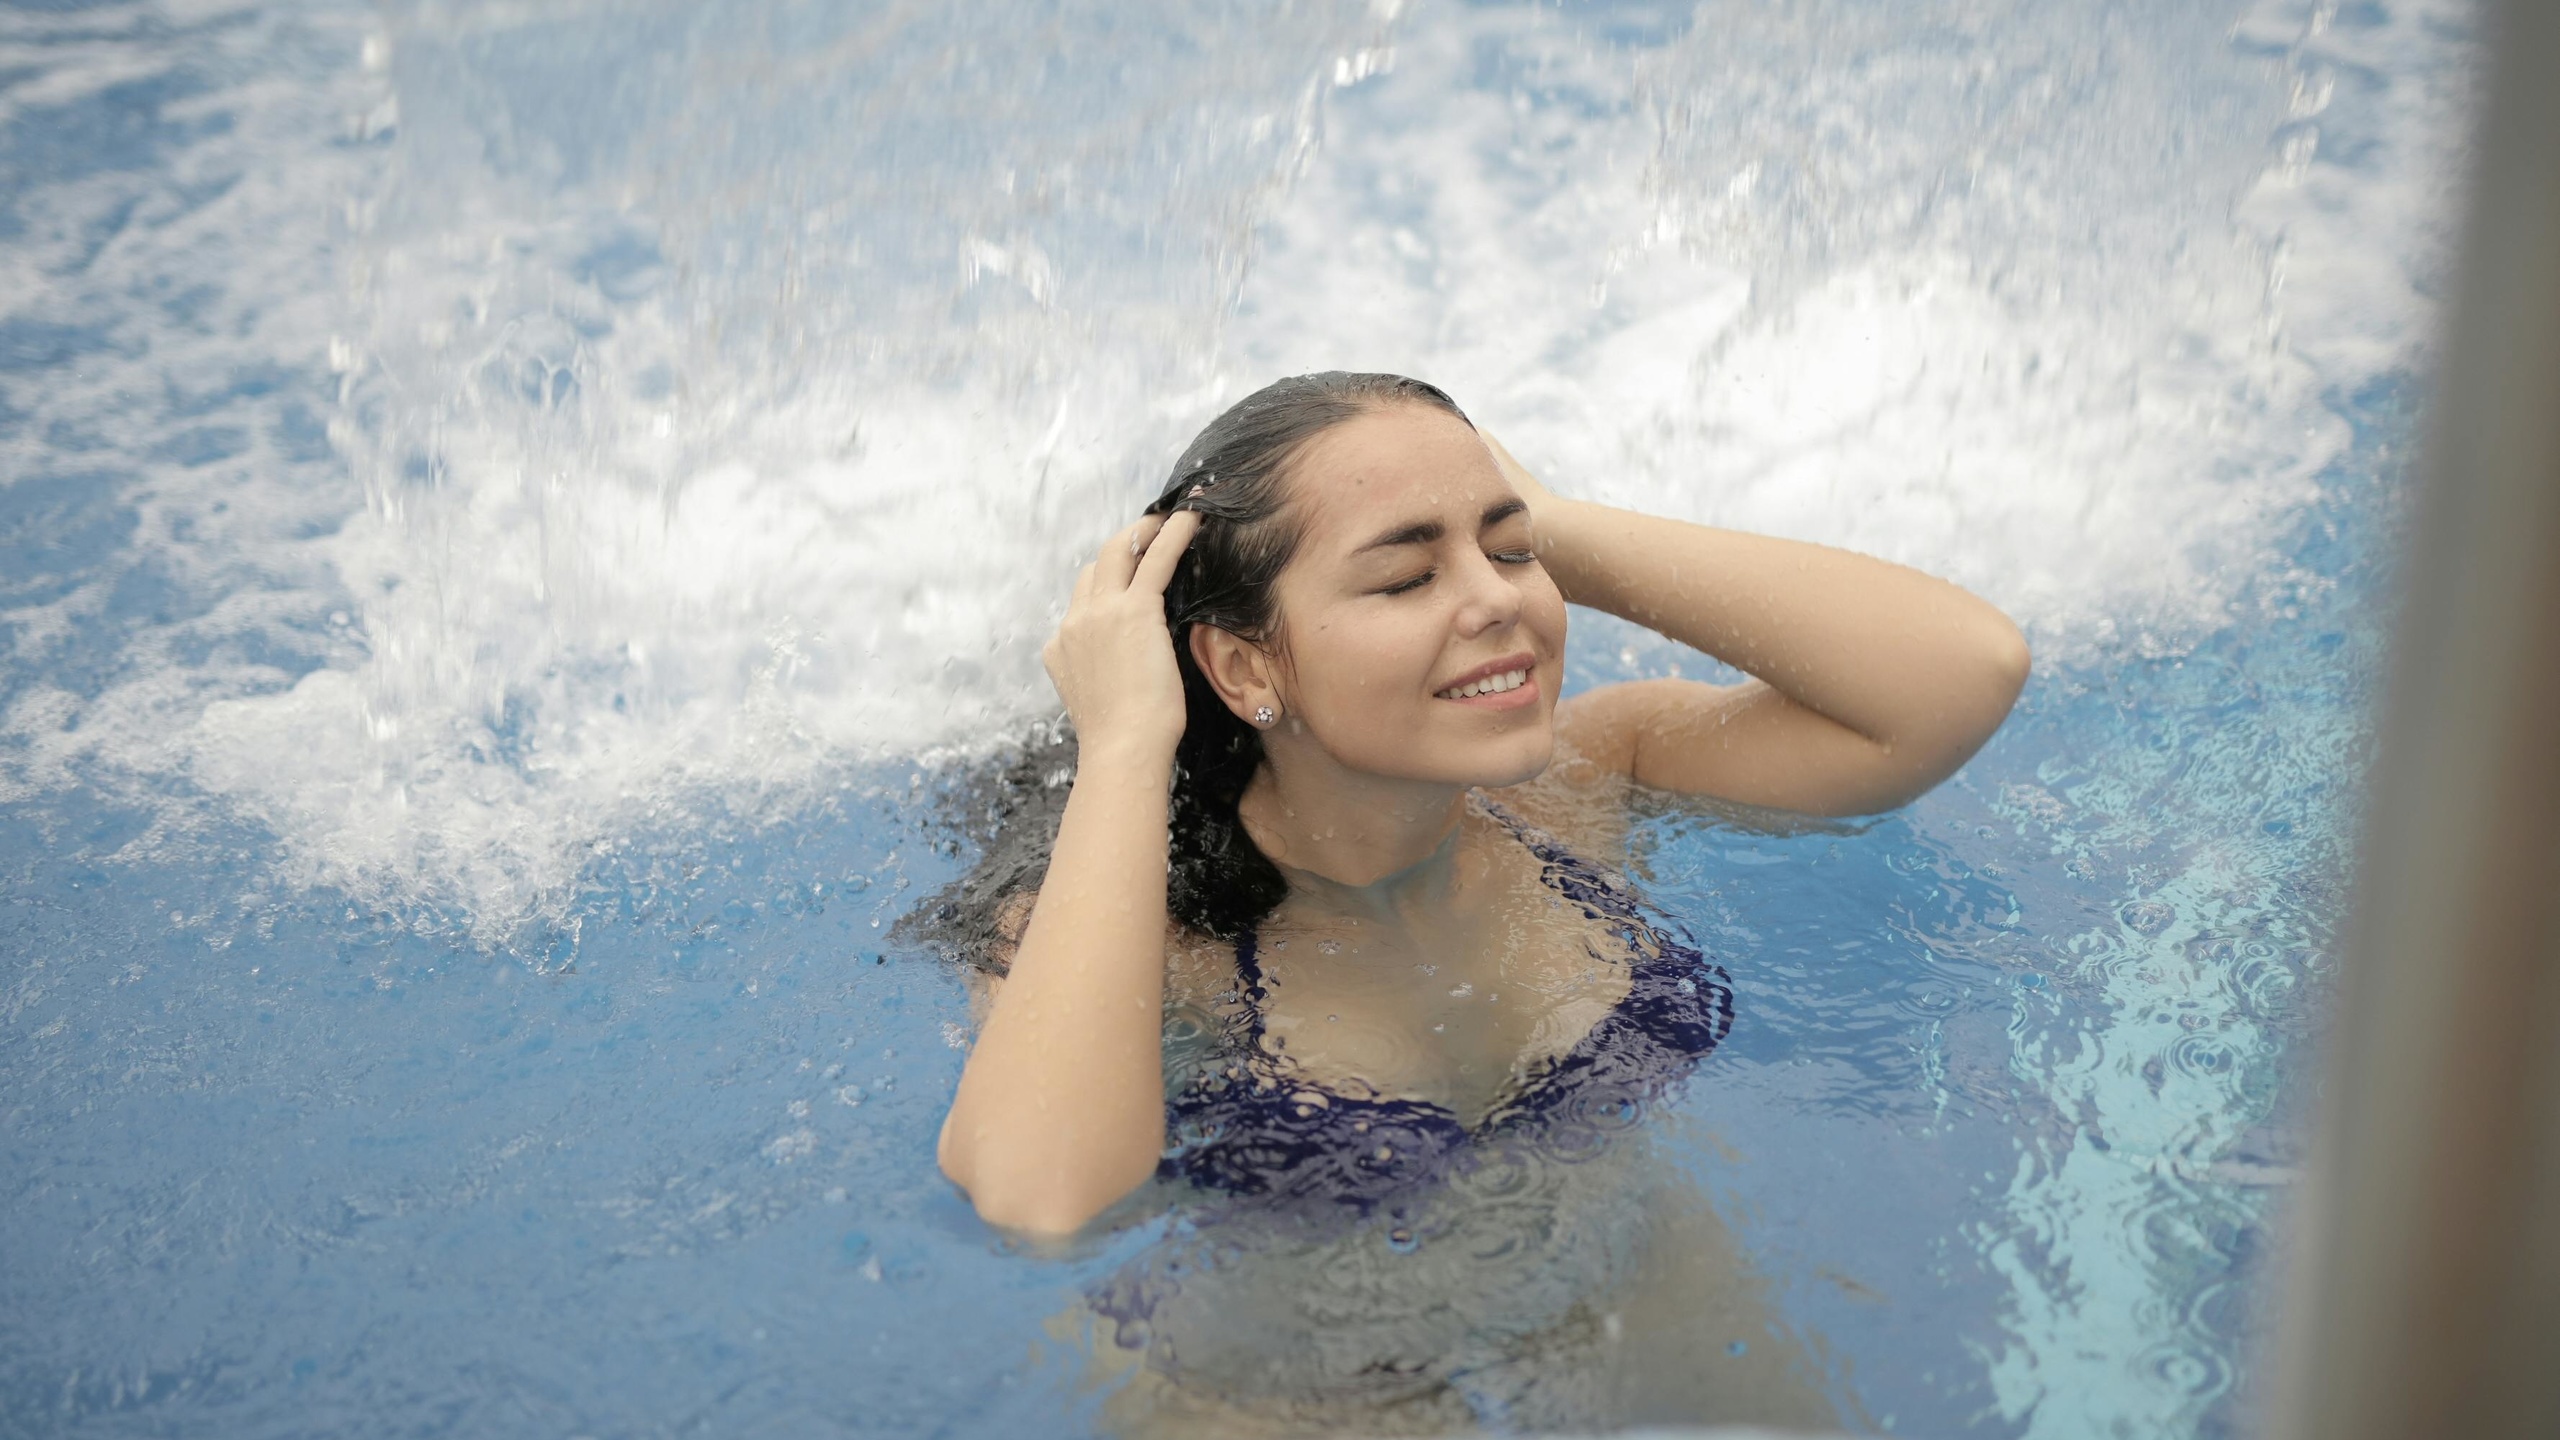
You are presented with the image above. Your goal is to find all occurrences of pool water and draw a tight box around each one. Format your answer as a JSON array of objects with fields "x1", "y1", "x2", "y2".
[{"x1": 0, "y1": 0, "x2": 2476, "y2": 1435}]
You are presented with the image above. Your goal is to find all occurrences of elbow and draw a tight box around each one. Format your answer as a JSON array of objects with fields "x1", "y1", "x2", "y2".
[
  {"x1": 953, "y1": 1167, "x2": 1150, "y2": 1239},
  {"x1": 1867, "y1": 619, "x2": 2030, "y2": 812},
  {"x1": 1978, "y1": 617, "x2": 2031, "y2": 724},
  {"x1": 1989, "y1": 617, "x2": 2031, "y2": 699},
  {"x1": 963, "y1": 1183, "x2": 1118, "y2": 1239},
  {"x1": 937, "y1": 1123, "x2": 1158, "y2": 1239},
  {"x1": 1934, "y1": 617, "x2": 2030, "y2": 772},
  {"x1": 1947, "y1": 607, "x2": 2029, "y2": 730},
  {"x1": 1936, "y1": 617, "x2": 2029, "y2": 760}
]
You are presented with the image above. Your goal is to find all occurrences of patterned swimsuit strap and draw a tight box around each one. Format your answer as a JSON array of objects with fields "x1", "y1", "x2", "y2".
[{"x1": 1469, "y1": 795, "x2": 1656, "y2": 938}]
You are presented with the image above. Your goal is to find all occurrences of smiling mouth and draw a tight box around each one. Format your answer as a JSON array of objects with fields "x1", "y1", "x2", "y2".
[{"x1": 1435, "y1": 667, "x2": 1530, "y2": 701}]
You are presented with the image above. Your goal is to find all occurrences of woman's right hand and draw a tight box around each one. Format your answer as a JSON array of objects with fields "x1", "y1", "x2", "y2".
[
  {"x1": 1042, "y1": 510, "x2": 1202, "y2": 764},
  {"x1": 948, "y1": 508, "x2": 1200, "y2": 1235}
]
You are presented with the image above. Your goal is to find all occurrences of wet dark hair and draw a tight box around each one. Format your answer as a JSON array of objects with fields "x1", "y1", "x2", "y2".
[
  {"x1": 1141, "y1": 371, "x2": 1473, "y2": 939},
  {"x1": 897, "y1": 372, "x2": 1473, "y2": 969}
]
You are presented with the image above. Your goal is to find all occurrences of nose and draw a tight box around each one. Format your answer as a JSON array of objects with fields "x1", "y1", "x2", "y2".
[{"x1": 1451, "y1": 549, "x2": 1524, "y2": 640}]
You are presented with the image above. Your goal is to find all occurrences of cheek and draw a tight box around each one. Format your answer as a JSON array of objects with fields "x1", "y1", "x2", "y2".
[
  {"x1": 1287, "y1": 607, "x2": 1443, "y2": 712},
  {"x1": 1526, "y1": 574, "x2": 1570, "y2": 657}
]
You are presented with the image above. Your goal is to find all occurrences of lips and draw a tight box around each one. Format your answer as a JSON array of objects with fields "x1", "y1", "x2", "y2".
[{"x1": 1434, "y1": 652, "x2": 1539, "y2": 703}]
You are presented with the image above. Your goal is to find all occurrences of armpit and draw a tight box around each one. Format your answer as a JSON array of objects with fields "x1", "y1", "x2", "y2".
[{"x1": 977, "y1": 889, "x2": 1038, "y2": 974}]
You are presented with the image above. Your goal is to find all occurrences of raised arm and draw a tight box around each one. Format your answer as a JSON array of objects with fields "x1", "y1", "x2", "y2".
[
  {"x1": 1489, "y1": 437, "x2": 2028, "y2": 816},
  {"x1": 936, "y1": 511, "x2": 1200, "y2": 1236}
]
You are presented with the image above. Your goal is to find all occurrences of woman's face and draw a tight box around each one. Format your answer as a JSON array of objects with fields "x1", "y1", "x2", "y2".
[{"x1": 1261, "y1": 405, "x2": 1568, "y2": 789}]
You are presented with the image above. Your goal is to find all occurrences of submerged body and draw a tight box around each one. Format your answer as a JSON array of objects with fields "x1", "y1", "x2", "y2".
[
  {"x1": 935, "y1": 372, "x2": 2028, "y2": 1429},
  {"x1": 1069, "y1": 795, "x2": 1833, "y2": 1435},
  {"x1": 1159, "y1": 797, "x2": 1730, "y2": 1205}
]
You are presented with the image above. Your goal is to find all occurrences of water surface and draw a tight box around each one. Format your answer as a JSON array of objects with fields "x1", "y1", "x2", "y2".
[{"x1": 0, "y1": 0, "x2": 2478, "y2": 1434}]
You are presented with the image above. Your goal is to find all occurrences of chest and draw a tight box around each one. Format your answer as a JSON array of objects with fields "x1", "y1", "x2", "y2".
[{"x1": 1235, "y1": 878, "x2": 1640, "y2": 1125}]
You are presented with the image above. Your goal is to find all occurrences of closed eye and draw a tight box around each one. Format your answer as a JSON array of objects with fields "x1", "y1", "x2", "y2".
[{"x1": 1377, "y1": 569, "x2": 1436, "y2": 596}]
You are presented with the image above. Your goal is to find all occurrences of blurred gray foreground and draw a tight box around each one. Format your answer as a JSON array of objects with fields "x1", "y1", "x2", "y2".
[
  {"x1": 2264, "y1": 0, "x2": 2560, "y2": 1435},
  {"x1": 1399, "y1": 1431, "x2": 1852, "y2": 1439}
]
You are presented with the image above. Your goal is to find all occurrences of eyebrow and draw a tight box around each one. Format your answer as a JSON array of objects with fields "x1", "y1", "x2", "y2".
[{"x1": 1351, "y1": 499, "x2": 1530, "y2": 555}]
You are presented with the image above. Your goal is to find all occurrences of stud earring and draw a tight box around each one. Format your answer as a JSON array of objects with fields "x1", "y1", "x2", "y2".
[{"x1": 1253, "y1": 705, "x2": 1277, "y2": 728}]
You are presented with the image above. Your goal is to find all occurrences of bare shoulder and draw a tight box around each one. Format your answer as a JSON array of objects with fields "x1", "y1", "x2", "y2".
[
  {"x1": 1483, "y1": 717, "x2": 1647, "y2": 865},
  {"x1": 1500, "y1": 677, "x2": 1770, "y2": 860},
  {"x1": 1557, "y1": 675, "x2": 1921, "y2": 817},
  {"x1": 1554, "y1": 677, "x2": 1756, "y2": 772}
]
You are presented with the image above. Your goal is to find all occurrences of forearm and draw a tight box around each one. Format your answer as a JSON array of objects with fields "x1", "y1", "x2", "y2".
[
  {"x1": 1535, "y1": 499, "x2": 2028, "y2": 755},
  {"x1": 937, "y1": 744, "x2": 1173, "y2": 1233}
]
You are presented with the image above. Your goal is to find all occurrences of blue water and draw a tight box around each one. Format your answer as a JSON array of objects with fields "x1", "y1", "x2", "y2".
[{"x1": 0, "y1": 0, "x2": 2474, "y2": 1435}]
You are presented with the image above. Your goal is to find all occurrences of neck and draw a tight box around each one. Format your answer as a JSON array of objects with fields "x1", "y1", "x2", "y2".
[{"x1": 1237, "y1": 731, "x2": 1467, "y2": 898}]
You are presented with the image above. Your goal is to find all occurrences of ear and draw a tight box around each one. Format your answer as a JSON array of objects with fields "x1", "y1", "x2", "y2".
[{"x1": 1188, "y1": 625, "x2": 1282, "y2": 725}]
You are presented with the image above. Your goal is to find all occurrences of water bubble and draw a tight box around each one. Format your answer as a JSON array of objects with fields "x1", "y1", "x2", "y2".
[
  {"x1": 2121, "y1": 900, "x2": 2177, "y2": 936},
  {"x1": 2138, "y1": 1342, "x2": 2230, "y2": 1399}
]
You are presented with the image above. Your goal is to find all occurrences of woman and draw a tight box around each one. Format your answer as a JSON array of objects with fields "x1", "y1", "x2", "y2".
[{"x1": 935, "y1": 372, "x2": 2027, "y2": 1429}]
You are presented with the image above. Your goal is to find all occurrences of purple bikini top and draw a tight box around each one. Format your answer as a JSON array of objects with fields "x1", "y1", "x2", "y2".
[{"x1": 1157, "y1": 801, "x2": 1734, "y2": 1212}]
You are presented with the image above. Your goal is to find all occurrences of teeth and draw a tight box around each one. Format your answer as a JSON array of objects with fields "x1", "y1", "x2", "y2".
[{"x1": 1440, "y1": 668, "x2": 1528, "y2": 700}]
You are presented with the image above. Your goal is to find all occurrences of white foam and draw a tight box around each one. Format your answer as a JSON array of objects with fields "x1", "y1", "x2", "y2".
[
  {"x1": 1222, "y1": 0, "x2": 2436, "y2": 654},
  {"x1": 152, "y1": 0, "x2": 1393, "y2": 933},
  {"x1": 0, "y1": 0, "x2": 2476, "y2": 943}
]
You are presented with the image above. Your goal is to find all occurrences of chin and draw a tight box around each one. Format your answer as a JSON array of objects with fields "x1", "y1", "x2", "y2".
[
  {"x1": 1338, "y1": 709, "x2": 1557, "y2": 788},
  {"x1": 1455, "y1": 724, "x2": 1556, "y2": 789}
]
